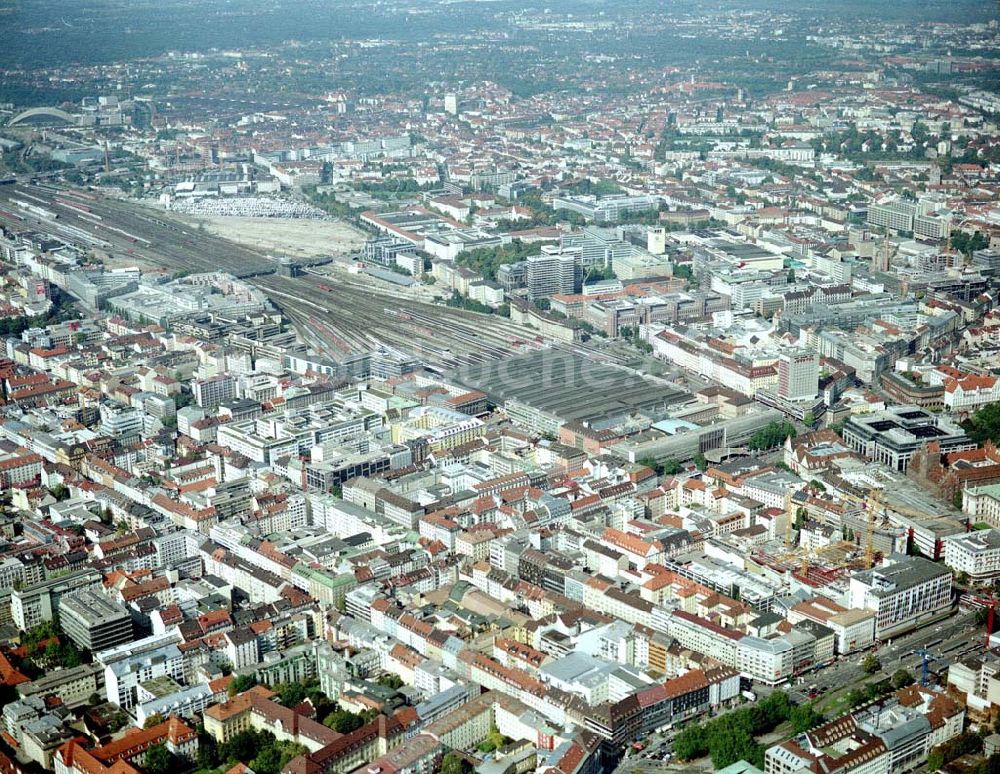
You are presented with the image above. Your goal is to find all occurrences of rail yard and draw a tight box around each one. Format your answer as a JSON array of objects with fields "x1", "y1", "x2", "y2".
[{"x1": 0, "y1": 182, "x2": 556, "y2": 368}]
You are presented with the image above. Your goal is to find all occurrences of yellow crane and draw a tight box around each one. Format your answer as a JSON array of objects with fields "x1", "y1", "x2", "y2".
[
  {"x1": 800, "y1": 540, "x2": 861, "y2": 579},
  {"x1": 865, "y1": 489, "x2": 882, "y2": 569},
  {"x1": 837, "y1": 487, "x2": 881, "y2": 569},
  {"x1": 784, "y1": 489, "x2": 796, "y2": 549},
  {"x1": 785, "y1": 489, "x2": 859, "y2": 578},
  {"x1": 766, "y1": 490, "x2": 808, "y2": 576},
  {"x1": 839, "y1": 486, "x2": 939, "y2": 568}
]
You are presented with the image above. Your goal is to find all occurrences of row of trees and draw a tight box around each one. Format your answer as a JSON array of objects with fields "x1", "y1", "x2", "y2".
[
  {"x1": 454, "y1": 239, "x2": 542, "y2": 281},
  {"x1": 195, "y1": 729, "x2": 307, "y2": 774},
  {"x1": 951, "y1": 231, "x2": 989, "y2": 256},
  {"x1": 0, "y1": 315, "x2": 33, "y2": 337},
  {"x1": 560, "y1": 178, "x2": 623, "y2": 197},
  {"x1": 445, "y1": 291, "x2": 509, "y2": 317},
  {"x1": 0, "y1": 150, "x2": 71, "y2": 176},
  {"x1": 861, "y1": 655, "x2": 916, "y2": 688},
  {"x1": 306, "y1": 189, "x2": 365, "y2": 224},
  {"x1": 748, "y1": 420, "x2": 797, "y2": 451},
  {"x1": 355, "y1": 178, "x2": 435, "y2": 198},
  {"x1": 927, "y1": 732, "x2": 984, "y2": 772},
  {"x1": 962, "y1": 402, "x2": 1000, "y2": 445},
  {"x1": 18, "y1": 621, "x2": 87, "y2": 675},
  {"x1": 636, "y1": 453, "x2": 708, "y2": 476},
  {"x1": 21, "y1": 620, "x2": 62, "y2": 649},
  {"x1": 225, "y1": 676, "x2": 377, "y2": 734},
  {"x1": 843, "y1": 669, "x2": 914, "y2": 710},
  {"x1": 0, "y1": 289, "x2": 83, "y2": 337},
  {"x1": 672, "y1": 692, "x2": 820, "y2": 770},
  {"x1": 618, "y1": 326, "x2": 653, "y2": 354},
  {"x1": 584, "y1": 265, "x2": 617, "y2": 284},
  {"x1": 638, "y1": 457, "x2": 684, "y2": 476},
  {"x1": 506, "y1": 190, "x2": 588, "y2": 228},
  {"x1": 476, "y1": 724, "x2": 512, "y2": 754},
  {"x1": 439, "y1": 752, "x2": 473, "y2": 774}
]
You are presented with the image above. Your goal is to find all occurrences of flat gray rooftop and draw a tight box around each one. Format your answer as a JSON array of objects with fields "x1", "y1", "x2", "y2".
[{"x1": 451, "y1": 350, "x2": 689, "y2": 425}]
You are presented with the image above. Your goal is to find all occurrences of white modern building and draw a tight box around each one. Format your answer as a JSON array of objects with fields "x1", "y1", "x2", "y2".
[
  {"x1": 737, "y1": 636, "x2": 794, "y2": 686},
  {"x1": 526, "y1": 249, "x2": 577, "y2": 300},
  {"x1": 848, "y1": 556, "x2": 952, "y2": 640},
  {"x1": 11, "y1": 569, "x2": 103, "y2": 631},
  {"x1": 96, "y1": 630, "x2": 185, "y2": 709},
  {"x1": 788, "y1": 598, "x2": 876, "y2": 655},
  {"x1": 964, "y1": 484, "x2": 1000, "y2": 529},
  {"x1": 942, "y1": 529, "x2": 1000, "y2": 581},
  {"x1": 943, "y1": 374, "x2": 1000, "y2": 412},
  {"x1": 666, "y1": 611, "x2": 743, "y2": 667}
]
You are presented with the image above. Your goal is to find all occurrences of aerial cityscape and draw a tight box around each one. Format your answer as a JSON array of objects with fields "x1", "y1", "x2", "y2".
[{"x1": 0, "y1": 1, "x2": 999, "y2": 773}]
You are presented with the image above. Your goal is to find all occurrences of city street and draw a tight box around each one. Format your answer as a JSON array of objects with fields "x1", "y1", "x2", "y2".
[
  {"x1": 621, "y1": 609, "x2": 985, "y2": 772},
  {"x1": 790, "y1": 610, "x2": 982, "y2": 708}
]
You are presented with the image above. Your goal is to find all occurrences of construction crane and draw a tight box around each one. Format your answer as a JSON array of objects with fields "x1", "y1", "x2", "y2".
[
  {"x1": 779, "y1": 487, "x2": 863, "y2": 579},
  {"x1": 784, "y1": 490, "x2": 796, "y2": 549},
  {"x1": 835, "y1": 488, "x2": 881, "y2": 569},
  {"x1": 912, "y1": 648, "x2": 937, "y2": 686},
  {"x1": 777, "y1": 490, "x2": 860, "y2": 579},
  {"x1": 765, "y1": 490, "x2": 801, "y2": 574},
  {"x1": 801, "y1": 540, "x2": 860, "y2": 578},
  {"x1": 839, "y1": 486, "x2": 939, "y2": 568},
  {"x1": 966, "y1": 591, "x2": 1000, "y2": 650},
  {"x1": 864, "y1": 489, "x2": 881, "y2": 569}
]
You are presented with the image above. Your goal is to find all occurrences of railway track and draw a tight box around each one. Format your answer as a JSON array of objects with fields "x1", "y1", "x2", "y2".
[
  {"x1": 0, "y1": 184, "x2": 274, "y2": 277},
  {"x1": 0, "y1": 184, "x2": 574, "y2": 369},
  {"x1": 255, "y1": 274, "x2": 539, "y2": 368}
]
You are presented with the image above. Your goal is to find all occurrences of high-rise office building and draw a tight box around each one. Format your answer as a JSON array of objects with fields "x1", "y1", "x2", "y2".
[
  {"x1": 99, "y1": 402, "x2": 143, "y2": 441},
  {"x1": 59, "y1": 589, "x2": 134, "y2": 652},
  {"x1": 11, "y1": 569, "x2": 103, "y2": 631},
  {"x1": 647, "y1": 227, "x2": 666, "y2": 255},
  {"x1": 526, "y1": 250, "x2": 577, "y2": 300},
  {"x1": 777, "y1": 351, "x2": 819, "y2": 401},
  {"x1": 867, "y1": 200, "x2": 917, "y2": 233},
  {"x1": 193, "y1": 374, "x2": 237, "y2": 411}
]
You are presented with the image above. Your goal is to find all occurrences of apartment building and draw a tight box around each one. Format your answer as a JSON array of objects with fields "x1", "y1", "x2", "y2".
[
  {"x1": 16, "y1": 663, "x2": 105, "y2": 709},
  {"x1": 55, "y1": 717, "x2": 198, "y2": 774},
  {"x1": 284, "y1": 708, "x2": 419, "y2": 774},
  {"x1": 666, "y1": 610, "x2": 743, "y2": 667},
  {"x1": 764, "y1": 684, "x2": 962, "y2": 774},
  {"x1": 203, "y1": 685, "x2": 277, "y2": 743},
  {"x1": 0, "y1": 450, "x2": 43, "y2": 488},
  {"x1": 135, "y1": 682, "x2": 218, "y2": 727}
]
